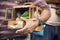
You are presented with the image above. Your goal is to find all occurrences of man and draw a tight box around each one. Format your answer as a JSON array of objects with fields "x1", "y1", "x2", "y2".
[
  {"x1": 43, "y1": 5, "x2": 60, "y2": 40},
  {"x1": 16, "y1": 0, "x2": 51, "y2": 40}
]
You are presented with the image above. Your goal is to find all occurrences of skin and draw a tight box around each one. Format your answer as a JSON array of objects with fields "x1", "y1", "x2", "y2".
[{"x1": 16, "y1": 0, "x2": 51, "y2": 35}]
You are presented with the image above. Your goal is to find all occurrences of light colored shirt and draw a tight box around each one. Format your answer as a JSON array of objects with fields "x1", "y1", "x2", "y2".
[{"x1": 46, "y1": 4, "x2": 60, "y2": 26}]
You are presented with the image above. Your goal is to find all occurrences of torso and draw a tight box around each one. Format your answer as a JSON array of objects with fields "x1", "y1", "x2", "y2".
[{"x1": 46, "y1": 4, "x2": 60, "y2": 26}]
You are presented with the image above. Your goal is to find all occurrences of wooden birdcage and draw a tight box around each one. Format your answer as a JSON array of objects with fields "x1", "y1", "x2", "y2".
[{"x1": 5, "y1": 2, "x2": 43, "y2": 32}]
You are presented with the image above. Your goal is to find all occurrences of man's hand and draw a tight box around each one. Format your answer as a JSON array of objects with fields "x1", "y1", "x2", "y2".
[{"x1": 16, "y1": 18, "x2": 38, "y2": 35}]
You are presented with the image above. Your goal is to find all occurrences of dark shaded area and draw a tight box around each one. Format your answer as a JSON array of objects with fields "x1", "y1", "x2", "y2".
[{"x1": 15, "y1": 8, "x2": 29, "y2": 19}]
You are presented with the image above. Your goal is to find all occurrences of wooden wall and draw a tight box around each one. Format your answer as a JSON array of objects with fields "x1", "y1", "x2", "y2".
[{"x1": 46, "y1": 0, "x2": 60, "y2": 3}]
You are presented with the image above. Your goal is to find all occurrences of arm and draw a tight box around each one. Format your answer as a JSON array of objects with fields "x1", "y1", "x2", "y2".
[
  {"x1": 33, "y1": 0, "x2": 51, "y2": 22},
  {"x1": 40, "y1": 8, "x2": 51, "y2": 22}
]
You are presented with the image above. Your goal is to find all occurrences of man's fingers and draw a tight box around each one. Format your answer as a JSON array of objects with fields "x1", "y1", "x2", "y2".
[
  {"x1": 16, "y1": 29, "x2": 23, "y2": 33},
  {"x1": 16, "y1": 30, "x2": 21, "y2": 33},
  {"x1": 16, "y1": 26, "x2": 27, "y2": 33}
]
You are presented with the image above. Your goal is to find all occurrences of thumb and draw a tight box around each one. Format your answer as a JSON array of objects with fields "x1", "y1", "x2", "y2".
[
  {"x1": 16, "y1": 29, "x2": 23, "y2": 33},
  {"x1": 16, "y1": 27, "x2": 27, "y2": 33}
]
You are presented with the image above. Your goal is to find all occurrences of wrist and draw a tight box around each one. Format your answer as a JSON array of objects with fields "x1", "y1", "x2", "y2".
[
  {"x1": 32, "y1": 18, "x2": 39, "y2": 26},
  {"x1": 38, "y1": 18, "x2": 42, "y2": 26},
  {"x1": 34, "y1": 19, "x2": 41, "y2": 26}
]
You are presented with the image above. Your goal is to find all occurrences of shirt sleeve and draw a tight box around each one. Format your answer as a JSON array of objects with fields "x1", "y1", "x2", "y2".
[{"x1": 36, "y1": 0, "x2": 49, "y2": 9}]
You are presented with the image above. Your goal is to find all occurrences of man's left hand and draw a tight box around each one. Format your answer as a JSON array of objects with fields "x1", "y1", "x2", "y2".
[{"x1": 16, "y1": 18, "x2": 38, "y2": 35}]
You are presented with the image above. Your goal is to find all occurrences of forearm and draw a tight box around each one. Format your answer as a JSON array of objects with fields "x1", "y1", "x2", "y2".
[
  {"x1": 40, "y1": 9, "x2": 51, "y2": 22},
  {"x1": 35, "y1": 9, "x2": 51, "y2": 27}
]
